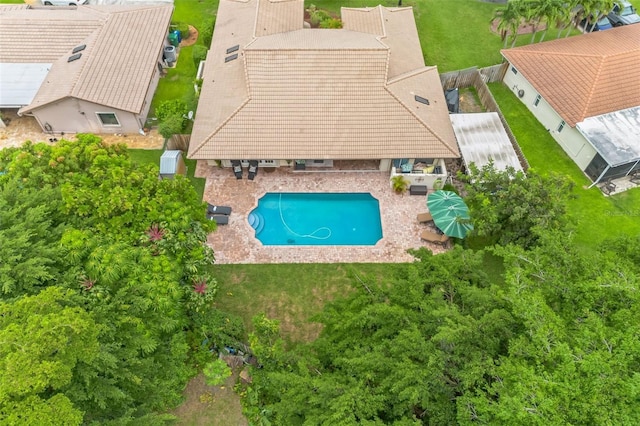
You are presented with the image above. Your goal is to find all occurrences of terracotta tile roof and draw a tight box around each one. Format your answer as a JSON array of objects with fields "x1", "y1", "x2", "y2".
[
  {"x1": 189, "y1": 0, "x2": 458, "y2": 160},
  {"x1": 502, "y1": 25, "x2": 640, "y2": 126},
  {"x1": 1, "y1": 5, "x2": 172, "y2": 114}
]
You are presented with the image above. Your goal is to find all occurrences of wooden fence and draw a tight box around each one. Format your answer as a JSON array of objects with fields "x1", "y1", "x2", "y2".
[
  {"x1": 166, "y1": 134, "x2": 190, "y2": 151},
  {"x1": 440, "y1": 63, "x2": 529, "y2": 171}
]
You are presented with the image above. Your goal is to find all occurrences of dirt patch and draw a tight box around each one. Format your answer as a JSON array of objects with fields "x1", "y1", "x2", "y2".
[
  {"x1": 180, "y1": 25, "x2": 199, "y2": 47},
  {"x1": 490, "y1": 18, "x2": 547, "y2": 36},
  {"x1": 171, "y1": 373, "x2": 248, "y2": 426},
  {"x1": 0, "y1": 110, "x2": 164, "y2": 150},
  {"x1": 459, "y1": 88, "x2": 484, "y2": 113}
]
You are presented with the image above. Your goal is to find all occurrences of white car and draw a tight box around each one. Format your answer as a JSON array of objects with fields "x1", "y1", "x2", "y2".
[{"x1": 42, "y1": 0, "x2": 88, "y2": 5}]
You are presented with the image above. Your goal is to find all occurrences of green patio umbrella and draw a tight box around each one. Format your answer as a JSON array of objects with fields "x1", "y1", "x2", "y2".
[{"x1": 426, "y1": 190, "x2": 474, "y2": 239}]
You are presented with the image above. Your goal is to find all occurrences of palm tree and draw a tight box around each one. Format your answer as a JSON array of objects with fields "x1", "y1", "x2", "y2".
[
  {"x1": 494, "y1": 1, "x2": 524, "y2": 48},
  {"x1": 536, "y1": 0, "x2": 563, "y2": 42}
]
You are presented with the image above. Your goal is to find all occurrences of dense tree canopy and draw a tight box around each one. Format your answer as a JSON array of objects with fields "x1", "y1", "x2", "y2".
[
  {"x1": 461, "y1": 163, "x2": 574, "y2": 249},
  {"x1": 245, "y1": 234, "x2": 640, "y2": 425},
  {"x1": 0, "y1": 136, "x2": 224, "y2": 423}
]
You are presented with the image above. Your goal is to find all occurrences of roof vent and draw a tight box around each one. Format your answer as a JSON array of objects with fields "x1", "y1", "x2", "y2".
[
  {"x1": 225, "y1": 54, "x2": 238, "y2": 63},
  {"x1": 72, "y1": 44, "x2": 86, "y2": 54},
  {"x1": 68, "y1": 53, "x2": 82, "y2": 63},
  {"x1": 415, "y1": 95, "x2": 430, "y2": 105},
  {"x1": 226, "y1": 45, "x2": 239, "y2": 54}
]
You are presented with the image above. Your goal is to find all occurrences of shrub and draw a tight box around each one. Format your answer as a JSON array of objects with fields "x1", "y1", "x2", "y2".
[
  {"x1": 192, "y1": 44, "x2": 208, "y2": 69},
  {"x1": 319, "y1": 18, "x2": 342, "y2": 29},
  {"x1": 391, "y1": 175, "x2": 409, "y2": 194},
  {"x1": 155, "y1": 99, "x2": 187, "y2": 123},
  {"x1": 158, "y1": 114, "x2": 184, "y2": 139},
  {"x1": 172, "y1": 21, "x2": 190, "y2": 40},
  {"x1": 200, "y1": 16, "x2": 216, "y2": 49}
]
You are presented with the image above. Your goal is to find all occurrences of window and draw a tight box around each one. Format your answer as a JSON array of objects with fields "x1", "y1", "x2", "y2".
[
  {"x1": 534, "y1": 94, "x2": 541, "y2": 107},
  {"x1": 97, "y1": 112, "x2": 120, "y2": 126},
  {"x1": 511, "y1": 66, "x2": 518, "y2": 75},
  {"x1": 557, "y1": 120, "x2": 566, "y2": 133}
]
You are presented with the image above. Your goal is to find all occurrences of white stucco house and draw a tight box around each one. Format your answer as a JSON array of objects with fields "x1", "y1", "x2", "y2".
[
  {"x1": 0, "y1": 4, "x2": 173, "y2": 135},
  {"x1": 501, "y1": 24, "x2": 640, "y2": 185}
]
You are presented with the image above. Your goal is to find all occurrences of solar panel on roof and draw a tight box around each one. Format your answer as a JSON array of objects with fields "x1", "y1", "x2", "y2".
[
  {"x1": 225, "y1": 54, "x2": 238, "y2": 63},
  {"x1": 226, "y1": 45, "x2": 239, "y2": 54},
  {"x1": 72, "y1": 45, "x2": 86, "y2": 54},
  {"x1": 415, "y1": 95, "x2": 430, "y2": 105},
  {"x1": 68, "y1": 53, "x2": 82, "y2": 63}
]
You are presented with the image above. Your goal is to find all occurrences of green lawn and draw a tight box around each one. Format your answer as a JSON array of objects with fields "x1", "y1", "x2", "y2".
[
  {"x1": 150, "y1": 0, "x2": 219, "y2": 115},
  {"x1": 488, "y1": 83, "x2": 640, "y2": 250},
  {"x1": 211, "y1": 263, "x2": 398, "y2": 343}
]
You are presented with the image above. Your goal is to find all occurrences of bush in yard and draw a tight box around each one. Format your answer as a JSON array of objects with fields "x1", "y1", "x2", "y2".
[
  {"x1": 172, "y1": 21, "x2": 190, "y2": 40},
  {"x1": 319, "y1": 18, "x2": 342, "y2": 29},
  {"x1": 192, "y1": 44, "x2": 208, "y2": 69},
  {"x1": 158, "y1": 114, "x2": 184, "y2": 139},
  {"x1": 200, "y1": 16, "x2": 216, "y2": 49},
  {"x1": 155, "y1": 99, "x2": 188, "y2": 122}
]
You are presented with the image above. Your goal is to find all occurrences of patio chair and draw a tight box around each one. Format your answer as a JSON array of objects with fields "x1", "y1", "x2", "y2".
[
  {"x1": 600, "y1": 178, "x2": 616, "y2": 195},
  {"x1": 417, "y1": 212, "x2": 433, "y2": 223},
  {"x1": 231, "y1": 160, "x2": 243, "y2": 179},
  {"x1": 207, "y1": 203, "x2": 232, "y2": 215},
  {"x1": 248, "y1": 160, "x2": 259, "y2": 180},
  {"x1": 206, "y1": 213, "x2": 229, "y2": 225},
  {"x1": 420, "y1": 229, "x2": 449, "y2": 246},
  {"x1": 630, "y1": 170, "x2": 640, "y2": 185}
]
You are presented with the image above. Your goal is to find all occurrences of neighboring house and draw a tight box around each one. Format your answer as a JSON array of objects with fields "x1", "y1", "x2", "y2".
[
  {"x1": 502, "y1": 25, "x2": 640, "y2": 185},
  {"x1": 0, "y1": 4, "x2": 173, "y2": 135},
  {"x1": 188, "y1": 0, "x2": 459, "y2": 184}
]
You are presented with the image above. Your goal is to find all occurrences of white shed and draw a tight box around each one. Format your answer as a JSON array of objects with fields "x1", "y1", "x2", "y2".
[{"x1": 159, "y1": 150, "x2": 187, "y2": 179}]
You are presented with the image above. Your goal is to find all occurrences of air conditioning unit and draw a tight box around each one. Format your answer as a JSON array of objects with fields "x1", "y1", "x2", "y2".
[{"x1": 518, "y1": 89, "x2": 525, "y2": 98}]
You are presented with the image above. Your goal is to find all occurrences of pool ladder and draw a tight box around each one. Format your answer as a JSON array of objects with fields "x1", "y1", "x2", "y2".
[{"x1": 248, "y1": 212, "x2": 265, "y2": 235}]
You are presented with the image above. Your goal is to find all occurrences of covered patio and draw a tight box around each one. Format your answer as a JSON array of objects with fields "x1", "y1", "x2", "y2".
[{"x1": 196, "y1": 162, "x2": 449, "y2": 264}]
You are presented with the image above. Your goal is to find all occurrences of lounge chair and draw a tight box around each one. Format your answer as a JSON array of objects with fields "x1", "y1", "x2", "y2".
[
  {"x1": 231, "y1": 160, "x2": 243, "y2": 179},
  {"x1": 420, "y1": 229, "x2": 449, "y2": 245},
  {"x1": 207, "y1": 213, "x2": 229, "y2": 225},
  {"x1": 600, "y1": 178, "x2": 616, "y2": 195},
  {"x1": 248, "y1": 160, "x2": 258, "y2": 180},
  {"x1": 417, "y1": 212, "x2": 433, "y2": 223},
  {"x1": 207, "y1": 203, "x2": 232, "y2": 215}
]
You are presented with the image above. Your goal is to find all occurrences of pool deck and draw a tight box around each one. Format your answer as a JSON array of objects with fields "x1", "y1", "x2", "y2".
[{"x1": 197, "y1": 162, "x2": 449, "y2": 264}]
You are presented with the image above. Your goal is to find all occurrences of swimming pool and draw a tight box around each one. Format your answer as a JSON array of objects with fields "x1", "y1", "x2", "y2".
[{"x1": 249, "y1": 193, "x2": 382, "y2": 246}]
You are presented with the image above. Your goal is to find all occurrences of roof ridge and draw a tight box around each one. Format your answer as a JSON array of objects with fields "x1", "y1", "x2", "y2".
[
  {"x1": 384, "y1": 79, "x2": 459, "y2": 157},
  {"x1": 191, "y1": 98, "x2": 251, "y2": 157},
  {"x1": 579, "y1": 55, "x2": 606, "y2": 122},
  {"x1": 387, "y1": 66, "x2": 436, "y2": 84}
]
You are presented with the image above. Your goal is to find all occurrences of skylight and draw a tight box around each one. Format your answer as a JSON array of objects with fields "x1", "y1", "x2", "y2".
[
  {"x1": 415, "y1": 95, "x2": 430, "y2": 105},
  {"x1": 226, "y1": 45, "x2": 239, "y2": 54},
  {"x1": 72, "y1": 45, "x2": 86, "y2": 54},
  {"x1": 225, "y1": 54, "x2": 238, "y2": 63},
  {"x1": 68, "y1": 53, "x2": 82, "y2": 63}
]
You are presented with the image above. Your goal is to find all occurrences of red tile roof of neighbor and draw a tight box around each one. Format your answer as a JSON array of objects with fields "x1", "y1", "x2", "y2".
[
  {"x1": 501, "y1": 24, "x2": 640, "y2": 127},
  {"x1": 188, "y1": 0, "x2": 459, "y2": 161}
]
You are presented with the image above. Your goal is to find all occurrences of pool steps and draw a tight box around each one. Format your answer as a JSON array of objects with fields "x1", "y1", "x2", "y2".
[{"x1": 248, "y1": 212, "x2": 265, "y2": 235}]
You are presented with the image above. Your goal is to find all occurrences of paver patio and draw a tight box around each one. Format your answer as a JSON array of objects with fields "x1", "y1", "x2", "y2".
[{"x1": 197, "y1": 161, "x2": 449, "y2": 264}]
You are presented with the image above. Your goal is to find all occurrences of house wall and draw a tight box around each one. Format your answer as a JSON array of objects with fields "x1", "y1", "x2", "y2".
[
  {"x1": 32, "y1": 98, "x2": 140, "y2": 134},
  {"x1": 503, "y1": 66, "x2": 597, "y2": 171},
  {"x1": 139, "y1": 51, "x2": 166, "y2": 129}
]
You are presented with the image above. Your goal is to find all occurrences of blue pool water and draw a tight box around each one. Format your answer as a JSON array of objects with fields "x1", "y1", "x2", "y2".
[{"x1": 249, "y1": 193, "x2": 382, "y2": 246}]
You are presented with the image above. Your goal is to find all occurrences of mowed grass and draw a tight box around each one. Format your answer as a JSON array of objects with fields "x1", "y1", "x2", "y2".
[
  {"x1": 211, "y1": 263, "x2": 397, "y2": 343},
  {"x1": 488, "y1": 83, "x2": 640, "y2": 250},
  {"x1": 151, "y1": 0, "x2": 219, "y2": 114}
]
